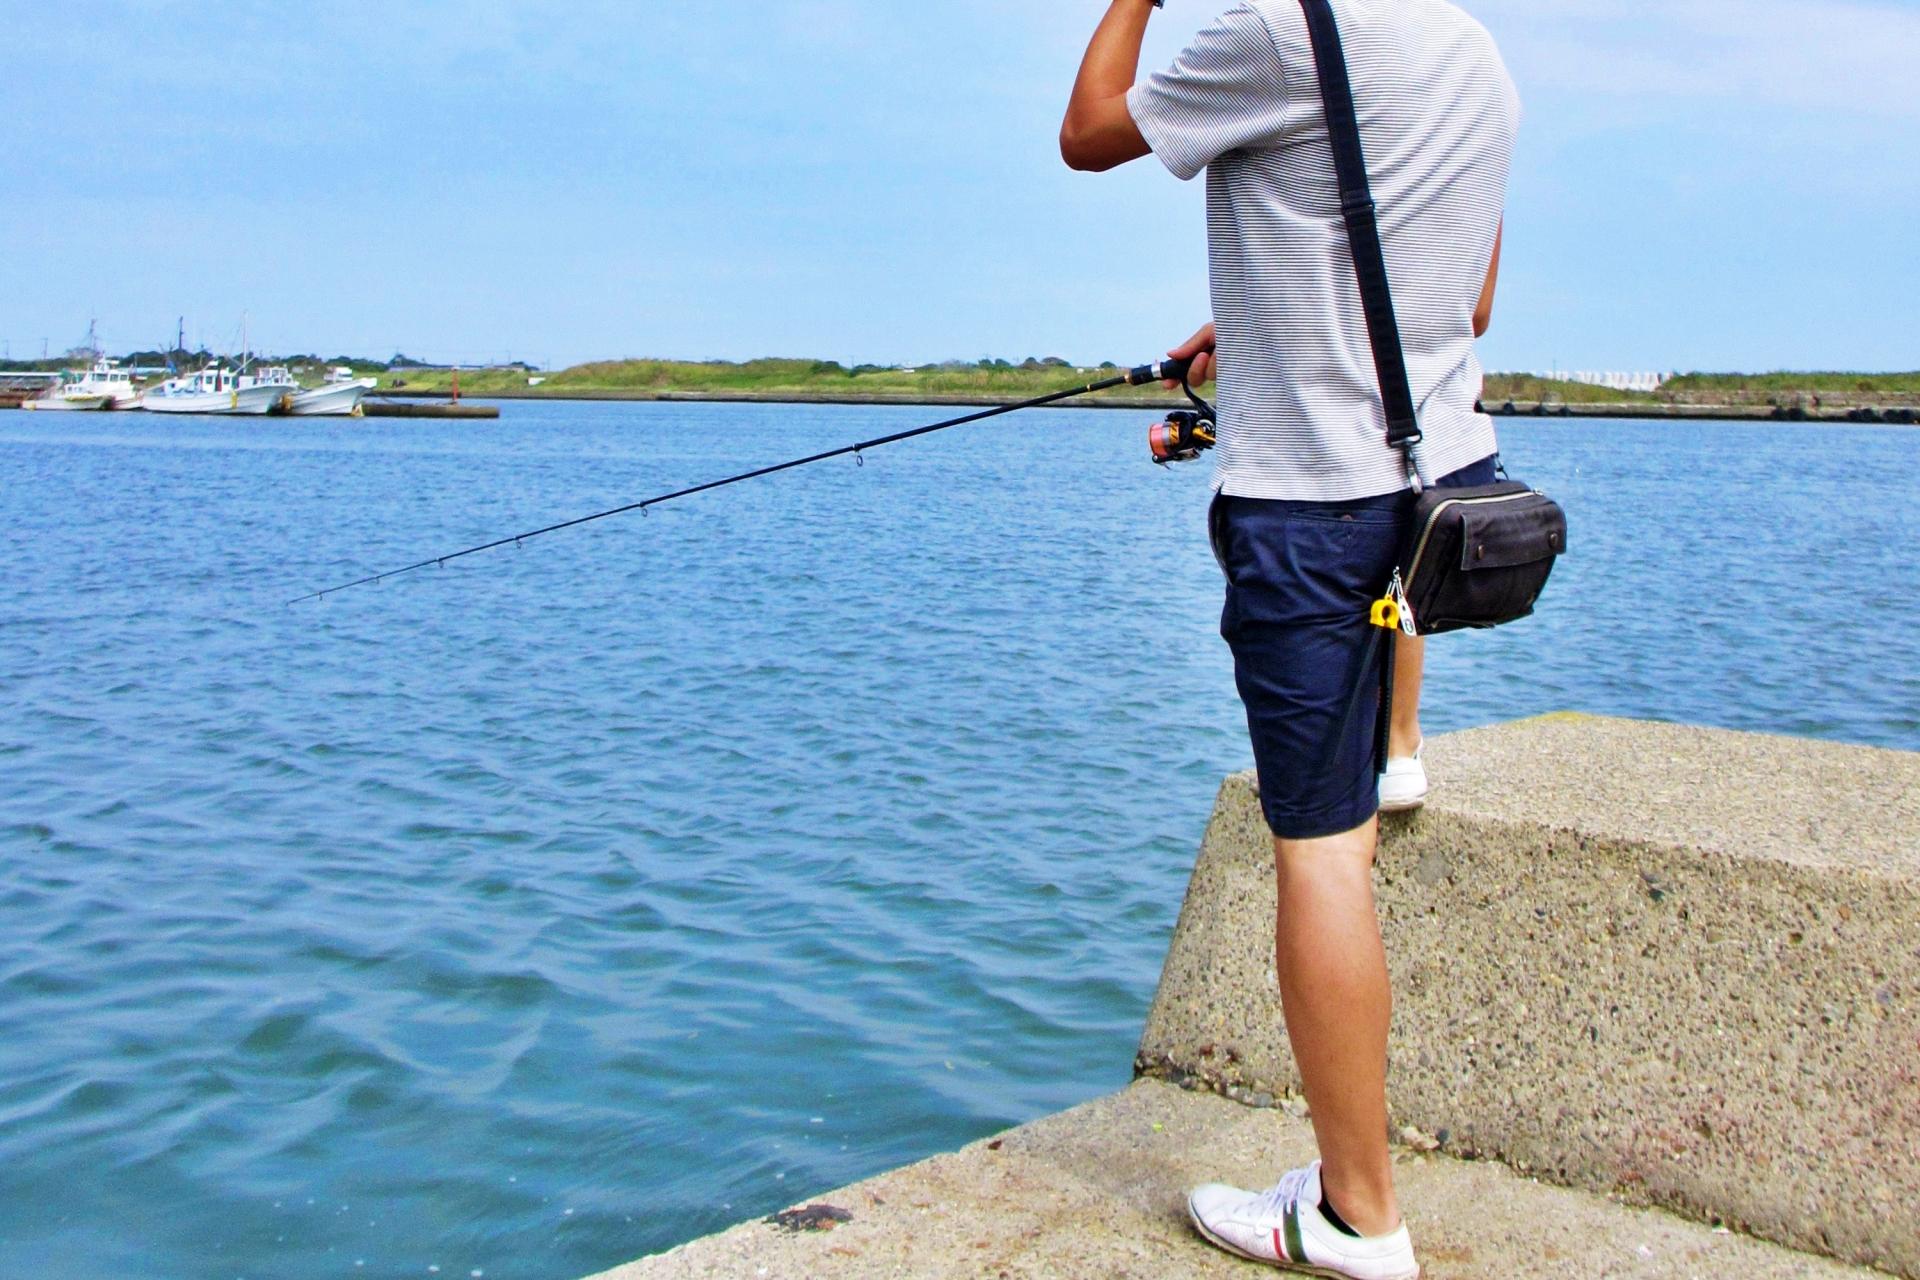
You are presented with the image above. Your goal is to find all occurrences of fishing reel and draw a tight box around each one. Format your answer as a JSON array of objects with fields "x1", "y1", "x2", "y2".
[
  {"x1": 1148, "y1": 362, "x2": 1217, "y2": 466},
  {"x1": 1149, "y1": 409, "x2": 1216, "y2": 465}
]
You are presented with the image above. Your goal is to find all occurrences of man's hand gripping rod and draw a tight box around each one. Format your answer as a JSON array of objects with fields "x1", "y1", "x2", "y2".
[{"x1": 291, "y1": 358, "x2": 1194, "y2": 605}]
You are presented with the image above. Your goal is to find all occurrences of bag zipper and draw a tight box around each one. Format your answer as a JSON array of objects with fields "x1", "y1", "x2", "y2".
[{"x1": 1403, "y1": 489, "x2": 1543, "y2": 587}]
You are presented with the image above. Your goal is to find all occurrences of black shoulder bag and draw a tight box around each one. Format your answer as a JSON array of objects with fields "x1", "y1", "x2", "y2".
[{"x1": 1300, "y1": 0, "x2": 1566, "y2": 775}]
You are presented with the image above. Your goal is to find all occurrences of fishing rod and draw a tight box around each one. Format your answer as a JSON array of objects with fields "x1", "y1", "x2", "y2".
[{"x1": 291, "y1": 356, "x2": 1213, "y2": 605}]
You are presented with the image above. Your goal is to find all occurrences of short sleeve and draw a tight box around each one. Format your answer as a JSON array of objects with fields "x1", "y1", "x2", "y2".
[{"x1": 1126, "y1": 4, "x2": 1292, "y2": 182}]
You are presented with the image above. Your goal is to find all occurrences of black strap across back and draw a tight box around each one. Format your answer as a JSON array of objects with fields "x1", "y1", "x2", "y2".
[{"x1": 1297, "y1": 0, "x2": 1424, "y2": 464}]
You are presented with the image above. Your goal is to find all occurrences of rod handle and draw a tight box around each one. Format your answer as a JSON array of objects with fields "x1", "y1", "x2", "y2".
[{"x1": 1127, "y1": 357, "x2": 1193, "y2": 387}]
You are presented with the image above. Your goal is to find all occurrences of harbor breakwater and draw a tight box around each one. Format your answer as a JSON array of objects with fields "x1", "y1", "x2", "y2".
[
  {"x1": 602, "y1": 716, "x2": 1919, "y2": 1279},
  {"x1": 362, "y1": 387, "x2": 1920, "y2": 424}
]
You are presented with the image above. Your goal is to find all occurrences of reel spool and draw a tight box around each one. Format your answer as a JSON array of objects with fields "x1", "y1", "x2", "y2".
[{"x1": 1148, "y1": 364, "x2": 1218, "y2": 466}]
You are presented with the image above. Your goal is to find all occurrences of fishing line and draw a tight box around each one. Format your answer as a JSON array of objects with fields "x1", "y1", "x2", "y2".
[{"x1": 291, "y1": 358, "x2": 1200, "y2": 605}]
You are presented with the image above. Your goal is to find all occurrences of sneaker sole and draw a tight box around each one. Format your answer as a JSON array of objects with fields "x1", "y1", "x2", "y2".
[
  {"x1": 1185, "y1": 1194, "x2": 1421, "y2": 1280},
  {"x1": 1377, "y1": 794, "x2": 1427, "y2": 813}
]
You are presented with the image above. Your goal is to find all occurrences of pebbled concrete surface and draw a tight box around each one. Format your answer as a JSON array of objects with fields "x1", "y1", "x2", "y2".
[
  {"x1": 587, "y1": 1079, "x2": 1882, "y2": 1280},
  {"x1": 1137, "y1": 715, "x2": 1920, "y2": 1278}
]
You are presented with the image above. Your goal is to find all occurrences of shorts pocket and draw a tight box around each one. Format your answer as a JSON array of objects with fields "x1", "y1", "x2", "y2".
[
  {"x1": 1217, "y1": 502, "x2": 1404, "y2": 634},
  {"x1": 1208, "y1": 492, "x2": 1232, "y2": 579}
]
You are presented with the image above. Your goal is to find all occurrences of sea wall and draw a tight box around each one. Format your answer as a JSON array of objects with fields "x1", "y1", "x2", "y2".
[
  {"x1": 1136, "y1": 715, "x2": 1920, "y2": 1277},
  {"x1": 350, "y1": 387, "x2": 1920, "y2": 422}
]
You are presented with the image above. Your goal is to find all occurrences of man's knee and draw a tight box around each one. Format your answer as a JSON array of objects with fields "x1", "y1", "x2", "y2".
[{"x1": 1273, "y1": 819, "x2": 1380, "y2": 881}]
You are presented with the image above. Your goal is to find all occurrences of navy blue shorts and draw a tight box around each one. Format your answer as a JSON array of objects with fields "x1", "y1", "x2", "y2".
[{"x1": 1210, "y1": 456, "x2": 1498, "y2": 840}]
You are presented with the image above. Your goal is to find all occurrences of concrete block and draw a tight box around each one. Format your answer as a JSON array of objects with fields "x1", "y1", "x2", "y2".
[
  {"x1": 589, "y1": 1079, "x2": 1885, "y2": 1279},
  {"x1": 1136, "y1": 715, "x2": 1920, "y2": 1278}
]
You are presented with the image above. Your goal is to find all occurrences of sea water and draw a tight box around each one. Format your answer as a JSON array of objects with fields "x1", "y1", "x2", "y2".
[{"x1": 1, "y1": 402, "x2": 1914, "y2": 1279}]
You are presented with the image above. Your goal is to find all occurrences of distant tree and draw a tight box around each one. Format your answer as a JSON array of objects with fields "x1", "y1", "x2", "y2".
[
  {"x1": 1098, "y1": 360, "x2": 1118, "y2": 370},
  {"x1": 1041, "y1": 356, "x2": 1071, "y2": 368}
]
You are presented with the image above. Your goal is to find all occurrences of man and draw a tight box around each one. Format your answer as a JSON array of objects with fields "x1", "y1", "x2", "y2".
[{"x1": 1060, "y1": 3, "x2": 1515, "y2": 1277}]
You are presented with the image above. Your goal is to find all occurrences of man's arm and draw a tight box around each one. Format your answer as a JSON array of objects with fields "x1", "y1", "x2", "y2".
[
  {"x1": 1060, "y1": 0, "x2": 1158, "y2": 172},
  {"x1": 1473, "y1": 224, "x2": 1503, "y2": 338}
]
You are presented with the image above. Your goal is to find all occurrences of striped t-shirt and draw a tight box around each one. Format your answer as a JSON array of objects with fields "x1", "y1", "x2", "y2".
[{"x1": 1128, "y1": 0, "x2": 1518, "y2": 501}]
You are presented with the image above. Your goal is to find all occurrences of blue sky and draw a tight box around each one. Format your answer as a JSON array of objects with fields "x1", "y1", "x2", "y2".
[{"x1": 6, "y1": 1, "x2": 1916, "y2": 372}]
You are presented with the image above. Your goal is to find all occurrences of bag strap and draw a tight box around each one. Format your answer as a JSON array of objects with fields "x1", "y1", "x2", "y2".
[
  {"x1": 1297, "y1": 0, "x2": 1424, "y2": 486},
  {"x1": 1301, "y1": 0, "x2": 1412, "y2": 779}
]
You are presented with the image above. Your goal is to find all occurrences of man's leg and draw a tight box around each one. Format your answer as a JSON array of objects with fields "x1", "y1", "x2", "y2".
[
  {"x1": 1389, "y1": 634, "x2": 1423, "y2": 760},
  {"x1": 1192, "y1": 495, "x2": 1420, "y2": 1274},
  {"x1": 1273, "y1": 817, "x2": 1400, "y2": 1237},
  {"x1": 1389, "y1": 452, "x2": 1502, "y2": 764}
]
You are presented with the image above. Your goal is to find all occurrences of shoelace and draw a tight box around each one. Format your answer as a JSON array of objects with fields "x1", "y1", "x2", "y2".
[{"x1": 1250, "y1": 1164, "x2": 1316, "y2": 1220}]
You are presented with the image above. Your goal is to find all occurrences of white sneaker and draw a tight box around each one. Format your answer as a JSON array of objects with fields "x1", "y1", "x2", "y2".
[
  {"x1": 1378, "y1": 744, "x2": 1428, "y2": 813},
  {"x1": 1187, "y1": 1161, "x2": 1419, "y2": 1279}
]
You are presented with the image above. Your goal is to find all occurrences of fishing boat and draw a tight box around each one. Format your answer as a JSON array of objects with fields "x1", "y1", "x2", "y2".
[
  {"x1": 287, "y1": 367, "x2": 376, "y2": 417},
  {"x1": 84, "y1": 357, "x2": 143, "y2": 409},
  {"x1": 22, "y1": 358, "x2": 142, "y2": 411},
  {"x1": 240, "y1": 365, "x2": 300, "y2": 413},
  {"x1": 141, "y1": 365, "x2": 287, "y2": 415},
  {"x1": 22, "y1": 378, "x2": 112, "y2": 411}
]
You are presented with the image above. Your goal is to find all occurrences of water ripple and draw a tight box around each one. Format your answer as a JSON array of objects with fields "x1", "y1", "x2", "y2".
[{"x1": 0, "y1": 403, "x2": 1914, "y2": 1279}]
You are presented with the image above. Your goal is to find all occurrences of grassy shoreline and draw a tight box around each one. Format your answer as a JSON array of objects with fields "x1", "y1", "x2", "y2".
[
  {"x1": 353, "y1": 386, "x2": 1913, "y2": 425},
  {"x1": 369, "y1": 359, "x2": 1920, "y2": 411},
  {"x1": 15, "y1": 354, "x2": 1913, "y2": 413}
]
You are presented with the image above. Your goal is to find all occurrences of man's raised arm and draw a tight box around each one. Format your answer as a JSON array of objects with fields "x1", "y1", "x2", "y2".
[{"x1": 1059, "y1": 0, "x2": 1157, "y2": 171}]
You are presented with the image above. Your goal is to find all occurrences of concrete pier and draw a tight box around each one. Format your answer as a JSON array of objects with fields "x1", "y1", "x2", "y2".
[
  {"x1": 1479, "y1": 399, "x2": 1918, "y2": 424},
  {"x1": 1140, "y1": 716, "x2": 1919, "y2": 1276},
  {"x1": 361, "y1": 400, "x2": 500, "y2": 419},
  {"x1": 589, "y1": 716, "x2": 1918, "y2": 1279}
]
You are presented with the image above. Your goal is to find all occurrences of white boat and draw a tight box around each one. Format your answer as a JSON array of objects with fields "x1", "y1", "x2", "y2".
[
  {"x1": 141, "y1": 366, "x2": 288, "y2": 415},
  {"x1": 287, "y1": 367, "x2": 375, "y2": 417},
  {"x1": 22, "y1": 378, "x2": 111, "y2": 411},
  {"x1": 240, "y1": 365, "x2": 299, "y2": 414},
  {"x1": 22, "y1": 358, "x2": 142, "y2": 411},
  {"x1": 84, "y1": 357, "x2": 143, "y2": 409}
]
